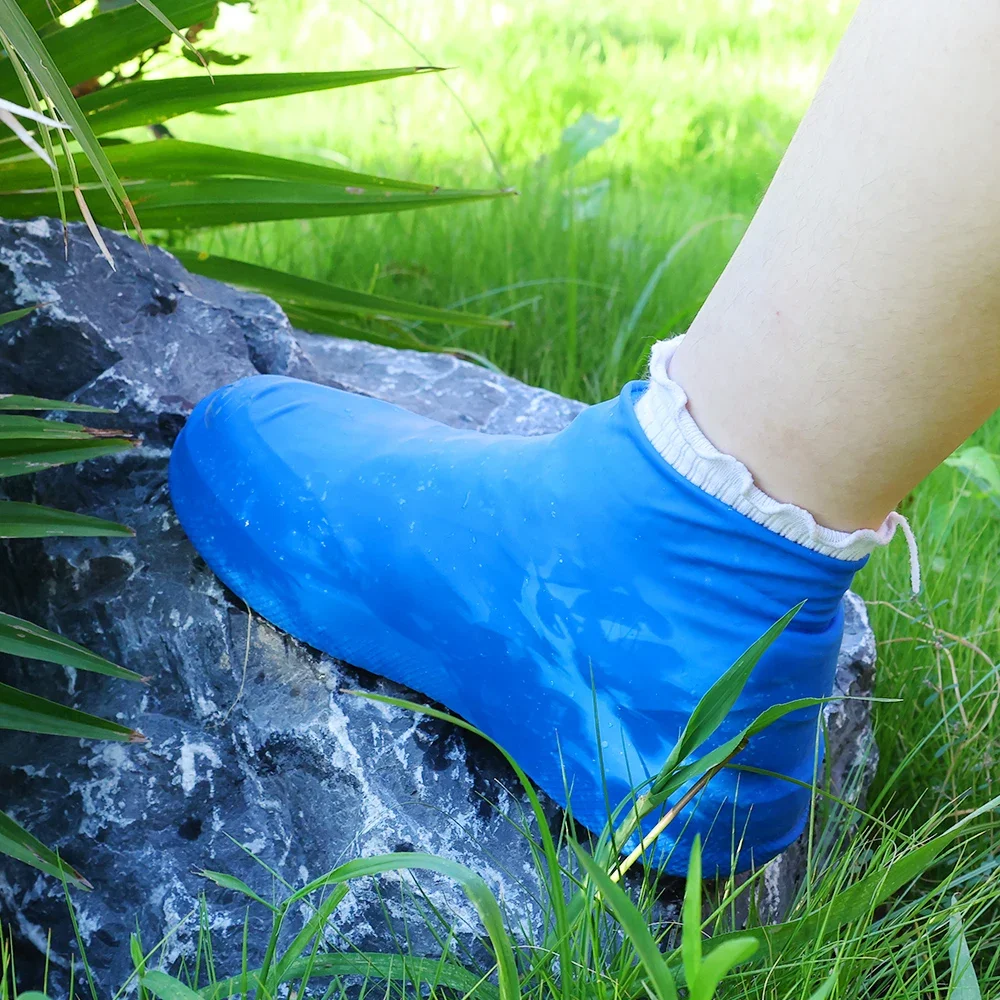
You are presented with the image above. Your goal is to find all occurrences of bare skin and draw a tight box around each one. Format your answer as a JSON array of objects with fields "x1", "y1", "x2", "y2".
[{"x1": 668, "y1": 0, "x2": 1000, "y2": 532}]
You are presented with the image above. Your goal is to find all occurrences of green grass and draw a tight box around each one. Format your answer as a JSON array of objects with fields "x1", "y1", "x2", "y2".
[
  {"x1": 24, "y1": 0, "x2": 1000, "y2": 994},
  {"x1": 167, "y1": 0, "x2": 854, "y2": 398}
]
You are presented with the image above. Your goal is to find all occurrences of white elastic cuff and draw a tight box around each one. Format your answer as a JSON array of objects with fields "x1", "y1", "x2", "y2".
[{"x1": 635, "y1": 336, "x2": 920, "y2": 588}]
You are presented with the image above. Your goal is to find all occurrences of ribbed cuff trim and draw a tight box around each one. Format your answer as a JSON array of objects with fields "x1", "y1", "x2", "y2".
[{"x1": 635, "y1": 336, "x2": 902, "y2": 563}]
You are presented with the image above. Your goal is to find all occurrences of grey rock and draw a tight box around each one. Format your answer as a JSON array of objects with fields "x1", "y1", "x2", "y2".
[{"x1": 0, "y1": 220, "x2": 876, "y2": 989}]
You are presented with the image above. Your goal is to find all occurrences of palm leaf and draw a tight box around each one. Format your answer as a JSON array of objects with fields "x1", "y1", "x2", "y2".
[
  {"x1": 0, "y1": 499, "x2": 132, "y2": 538},
  {"x1": 171, "y1": 249, "x2": 512, "y2": 329},
  {"x1": 0, "y1": 0, "x2": 137, "y2": 224},
  {"x1": 0, "y1": 426, "x2": 135, "y2": 477},
  {"x1": 0, "y1": 393, "x2": 109, "y2": 412},
  {"x1": 73, "y1": 67, "x2": 442, "y2": 138},
  {"x1": 0, "y1": 681, "x2": 144, "y2": 740},
  {"x1": 0, "y1": 809, "x2": 90, "y2": 888},
  {"x1": 0, "y1": 138, "x2": 439, "y2": 190},
  {"x1": 0, "y1": 608, "x2": 143, "y2": 680},
  {"x1": 1, "y1": 175, "x2": 514, "y2": 229},
  {"x1": 0, "y1": 0, "x2": 216, "y2": 99}
]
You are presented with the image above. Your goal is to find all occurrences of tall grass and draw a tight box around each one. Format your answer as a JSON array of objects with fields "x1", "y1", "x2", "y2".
[{"x1": 6, "y1": 703, "x2": 996, "y2": 999}]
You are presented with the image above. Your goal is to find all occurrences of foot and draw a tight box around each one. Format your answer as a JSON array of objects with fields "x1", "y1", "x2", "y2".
[{"x1": 169, "y1": 374, "x2": 863, "y2": 875}]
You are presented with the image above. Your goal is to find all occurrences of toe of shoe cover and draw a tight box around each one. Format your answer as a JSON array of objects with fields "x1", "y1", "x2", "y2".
[{"x1": 169, "y1": 375, "x2": 864, "y2": 875}]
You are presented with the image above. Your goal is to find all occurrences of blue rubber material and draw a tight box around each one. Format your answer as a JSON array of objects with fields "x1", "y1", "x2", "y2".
[{"x1": 169, "y1": 376, "x2": 863, "y2": 874}]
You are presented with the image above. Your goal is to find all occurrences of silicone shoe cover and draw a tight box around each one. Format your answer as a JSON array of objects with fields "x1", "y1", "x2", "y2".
[{"x1": 169, "y1": 376, "x2": 864, "y2": 875}]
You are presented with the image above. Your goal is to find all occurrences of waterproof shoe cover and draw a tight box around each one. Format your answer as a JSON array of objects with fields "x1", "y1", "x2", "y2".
[{"x1": 169, "y1": 376, "x2": 863, "y2": 875}]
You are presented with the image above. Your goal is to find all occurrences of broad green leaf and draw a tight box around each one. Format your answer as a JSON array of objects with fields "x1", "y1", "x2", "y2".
[
  {"x1": 572, "y1": 845, "x2": 679, "y2": 1000},
  {"x1": 0, "y1": 609, "x2": 143, "y2": 681},
  {"x1": 0, "y1": 393, "x2": 109, "y2": 412},
  {"x1": 0, "y1": 808, "x2": 90, "y2": 888},
  {"x1": 198, "y1": 869, "x2": 279, "y2": 914},
  {"x1": 945, "y1": 446, "x2": 1000, "y2": 510},
  {"x1": 76, "y1": 68, "x2": 441, "y2": 137},
  {"x1": 949, "y1": 902, "x2": 983, "y2": 1000},
  {"x1": 554, "y1": 112, "x2": 620, "y2": 171},
  {"x1": 200, "y1": 953, "x2": 498, "y2": 1000},
  {"x1": 172, "y1": 249, "x2": 512, "y2": 329},
  {"x1": 0, "y1": 431, "x2": 135, "y2": 478},
  {"x1": 804, "y1": 971, "x2": 838, "y2": 1000},
  {"x1": 691, "y1": 939, "x2": 758, "y2": 1000},
  {"x1": 0, "y1": 680, "x2": 144, "y2": 740},
  {"x1": 681, "y1": 835, "x2": 703, "y2": 992},
  {"x1": 0, "y1": 500, "x2": 132, "y2": 538},
  {"x1": 278, "y1": 852, "x2": 519, "y2": 1000},
  {"x1": 1, "y1": 176, "x2": 514, "y2": 230},
  {"x1": 141, "y1": 971, "x2": 202, "y2": 1000}
]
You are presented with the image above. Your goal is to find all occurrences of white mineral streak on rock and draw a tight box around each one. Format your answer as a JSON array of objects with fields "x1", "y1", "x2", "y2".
[{"x1": 177, "y1": 740, "x2": 222, "y2": 795}]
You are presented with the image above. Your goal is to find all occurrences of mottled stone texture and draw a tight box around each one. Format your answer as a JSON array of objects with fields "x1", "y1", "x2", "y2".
[{"x1": 0, "y1": 221, "x2": 877, "y2": 989}]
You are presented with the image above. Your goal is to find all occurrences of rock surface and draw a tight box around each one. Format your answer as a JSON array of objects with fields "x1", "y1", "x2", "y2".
[{"x1": 0, "y1": 221, "x2": 877, "y2": 989}]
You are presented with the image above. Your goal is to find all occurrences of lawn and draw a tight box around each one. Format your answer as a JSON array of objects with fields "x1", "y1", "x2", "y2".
[{"x1": 8, "y1": 0, "x2": 1000, "y2": 994}]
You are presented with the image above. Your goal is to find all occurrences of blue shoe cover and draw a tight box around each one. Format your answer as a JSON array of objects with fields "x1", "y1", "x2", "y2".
[{"x1": 169, "y1": 377, "x2": 864, "y2": 875}]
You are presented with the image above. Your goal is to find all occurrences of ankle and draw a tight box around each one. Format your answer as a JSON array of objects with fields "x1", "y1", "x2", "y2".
[{"x1": 636, "y1": 336, "x2": 916, "y2": 578}]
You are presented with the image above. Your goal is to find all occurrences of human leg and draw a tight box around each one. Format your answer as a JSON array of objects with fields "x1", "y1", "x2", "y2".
[{"x1": 665, "y1": 0, "x2": 1000, "y2": 532}]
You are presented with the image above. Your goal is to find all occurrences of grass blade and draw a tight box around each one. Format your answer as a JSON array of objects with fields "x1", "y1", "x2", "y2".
[
  {"x1": 280, "y1": 852, "x2": 519, "y2": 1000},
  {"x1": 0, "y1": 305, "x2": 39, "y2": 327},
  {"x1": 0, "y1": 0, "x2": 217, "y2": 112},
  {"x1": 691, "y1": 939, "x2": 758, "y2": 1000},
  {"x1": 658, "y1": 602, "x2": 804, "y2": 782},
  {"x1": 695, "y1": 793, "x2": 1000, "y2": 963},
  {"x1": 198, "y1": 870, "x2": 279, "y2": 915},
  {"x1": 949, "y1": 902, "x2": 983, "y2": 1000},
  {"x1": 0, "y1": 177, "x2": 514, "y2": 230},
  {"x1": 571, "y1": 844, "x2": 678, "y2": 1000},
  {"x1": 200, "y1": 952, "x2": 498, "y2": 1000},
  {"x1": 681, "y1": 835, "x2": 703, "y2": 991},
  {"x1": 0, "y1": 139, "x2": 438, "y2": 191},
  {"x1": 0, "y1": 0, "x2": 134, "y2": 222}
]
